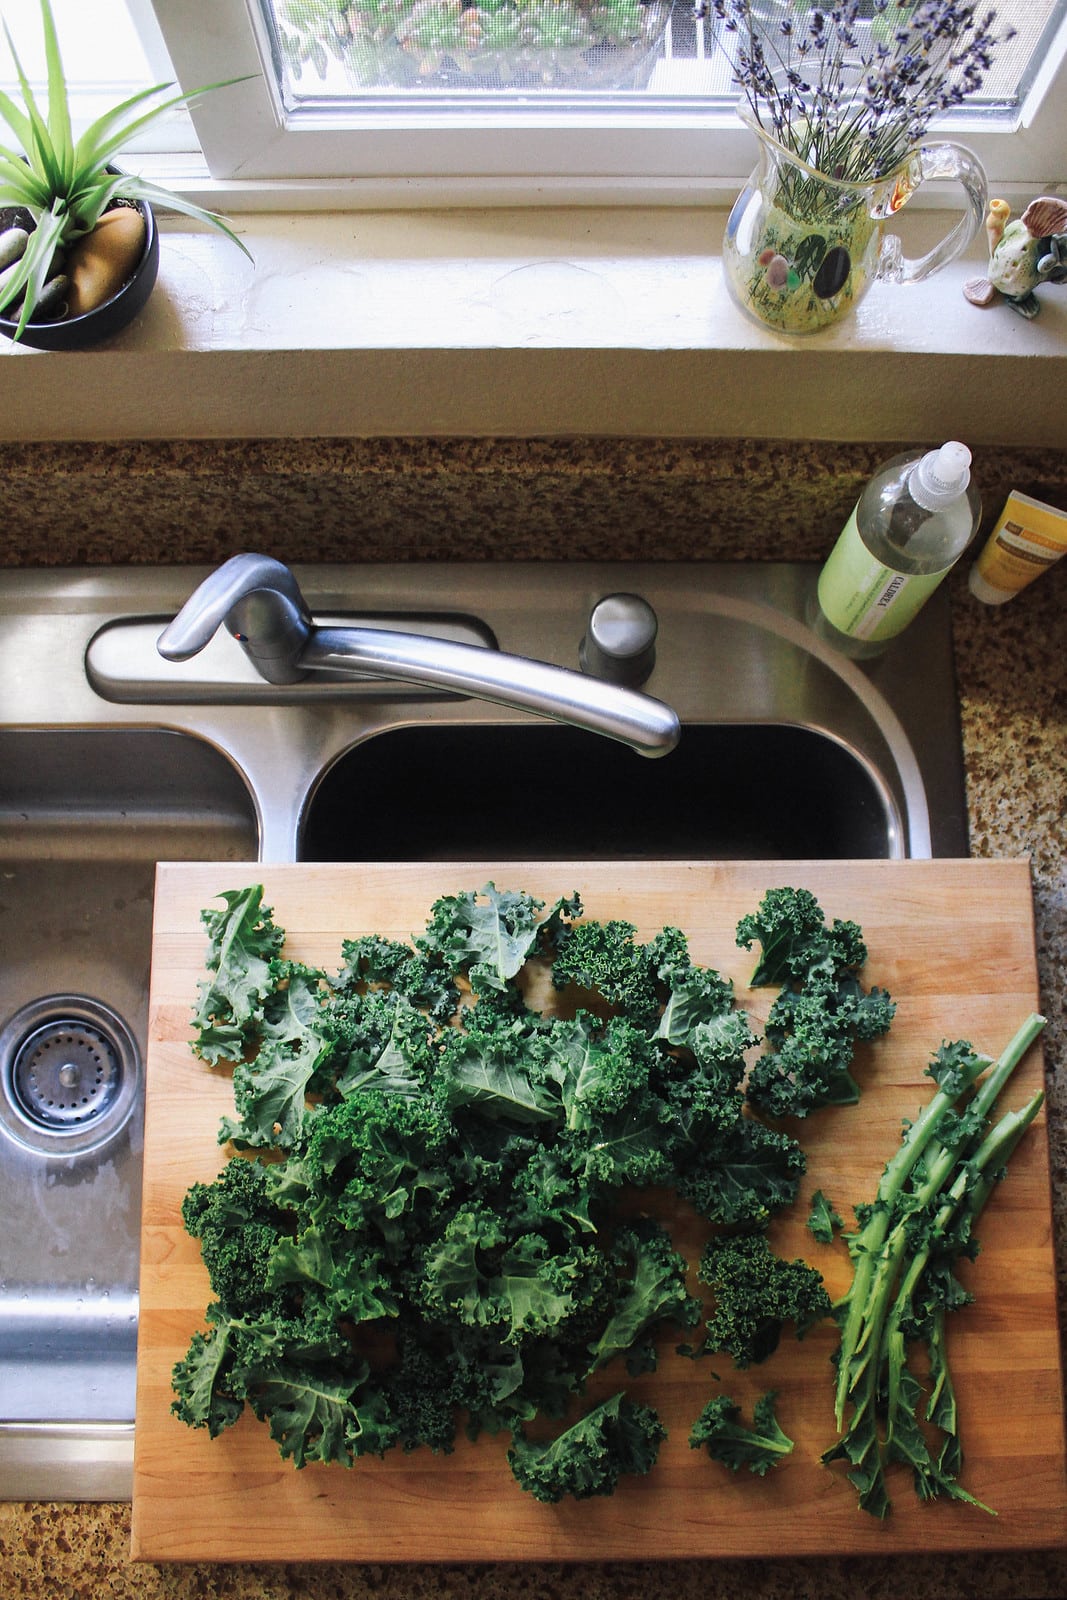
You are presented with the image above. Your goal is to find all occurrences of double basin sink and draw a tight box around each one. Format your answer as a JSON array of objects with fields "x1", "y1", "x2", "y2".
[{"x1": 0, "y1": 561, "x2": 968, "y2": 1499}]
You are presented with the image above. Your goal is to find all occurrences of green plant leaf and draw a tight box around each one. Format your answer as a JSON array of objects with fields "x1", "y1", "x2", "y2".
[
  {"x1": 73, "y1": 76, "x2": 254, "y2": 179},
  {"x1": 108, "y1": 174, "x2": 254, "y2": 262},
  {"x1": 0, "y1": 199, "x2": 66, "y2": 335},
  {"x1": 0, "y1": 81, "x2": 37, "y2": 156},
  {"x1": 39, "y1": 0, "x2": 73, "y2": 180},
  {"x1": 1, "y1": 21, "x2": 63, "y2": 194},
  {"x1": 64, "y1": 171, "x2": 130, "y2": 234},
  {"x1": 0, "y1": 146, "x2": 49, "y2": 207},
  {"x1": 0, "y1": 2, "x2": 254, "y2": 334},
  {"x1": 72, "y1": 80, "x2": 197, "y2": 174}
]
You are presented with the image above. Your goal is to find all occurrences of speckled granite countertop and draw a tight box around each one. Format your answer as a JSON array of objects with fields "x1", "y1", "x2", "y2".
[{"x1": 0, "y1": 435, "x2": 1065, "y2": 1600}]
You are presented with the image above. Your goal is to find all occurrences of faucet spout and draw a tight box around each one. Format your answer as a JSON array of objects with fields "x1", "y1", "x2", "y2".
[{"x1": 158, "y1": 554, "x2": 680, "y2": 757}]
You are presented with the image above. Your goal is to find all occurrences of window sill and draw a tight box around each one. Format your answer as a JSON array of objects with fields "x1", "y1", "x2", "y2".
[{"x1": 2, "y1": 206, "x2": 1066, "y2": 447}]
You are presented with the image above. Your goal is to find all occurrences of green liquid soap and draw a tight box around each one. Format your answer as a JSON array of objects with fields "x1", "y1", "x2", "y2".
[{"x1": 815, "y1": 442, "x2": 981, "y2": 659}]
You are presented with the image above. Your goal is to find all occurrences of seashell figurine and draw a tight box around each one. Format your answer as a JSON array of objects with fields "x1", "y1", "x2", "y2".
[{"x1": 963, "y1": 195, "x2": 1067, "y2": 319}]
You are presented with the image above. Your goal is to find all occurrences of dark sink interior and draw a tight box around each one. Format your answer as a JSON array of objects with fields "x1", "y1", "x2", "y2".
[
  {"x1": 300, "y1": 723, "x2": 893, "y2": 861},
  {"x1": 0, "y1": 729, "x2": 257, "y2": 1438}
]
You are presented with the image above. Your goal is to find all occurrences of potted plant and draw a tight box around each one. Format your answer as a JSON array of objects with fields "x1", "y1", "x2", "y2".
[
  {"x1": 704, "y1": 0, "x2": 1009, "y2": 333},
  {"x1": 0, "y1": 0, "x2": 251, "y2": 349},
  {"x1": 273, "y1": 0, "x2": 672, "y2": 92}
]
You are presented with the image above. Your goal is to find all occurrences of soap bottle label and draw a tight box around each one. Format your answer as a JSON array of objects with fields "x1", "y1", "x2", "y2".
[{"x1": 817, "y1": 507, "x2": 948, "y2": 642}]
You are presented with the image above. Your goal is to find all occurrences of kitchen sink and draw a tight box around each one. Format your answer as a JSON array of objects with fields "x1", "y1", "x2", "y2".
[
  {"x1": 0, "y1": 560, "x2": 968, "y2": 1499},
  {"x1": 0, "y1": 729, "x2": 257, "y2": 1499}
]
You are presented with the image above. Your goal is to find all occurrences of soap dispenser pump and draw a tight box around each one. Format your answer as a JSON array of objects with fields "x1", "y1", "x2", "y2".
[{"x1": 815, "y1": 442, "x2": 981, "y2": 658}]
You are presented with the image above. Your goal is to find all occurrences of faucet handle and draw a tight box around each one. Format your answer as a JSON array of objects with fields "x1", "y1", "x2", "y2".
[
  {"x1": 158, "y1": 553, "x2": 312, "y2": 685},
  {"x1": 158, "y1": 555, "x2": 679, "y2": 756},
  {"x1": 580, "y1": 593, "x2": 659, "y2": 687}
]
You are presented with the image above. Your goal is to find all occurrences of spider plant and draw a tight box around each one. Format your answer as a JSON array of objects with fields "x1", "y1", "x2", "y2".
[{"x1": 0, "y1": 0, "x2": 251, "y2": 339}]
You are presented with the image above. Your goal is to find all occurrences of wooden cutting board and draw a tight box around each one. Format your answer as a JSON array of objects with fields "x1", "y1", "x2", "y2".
[{"x1": 132, "y1": 859, "x2": 1066, "y2": 1563}]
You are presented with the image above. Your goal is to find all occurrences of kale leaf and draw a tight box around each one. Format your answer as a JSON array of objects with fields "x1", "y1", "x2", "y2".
[
  {"x1": 689, "y1": 1390, "x2": 795, "y2": 1475},
  {"x1": 738, "y1": 886, "x2": 895, "y2": 1118},
  {"x1": 191, "y1": 884, "x2": 285, "y2": 1063},
  {"x1": 507, "y1": 1393, "x2": 666, "y2": 1502},
  {"x1": 698, "y1": 1231, "x2": 831, "y2": 1368},
  {"x1": 806, "y1": 1188, "x2": 843, "y2": 1244}
]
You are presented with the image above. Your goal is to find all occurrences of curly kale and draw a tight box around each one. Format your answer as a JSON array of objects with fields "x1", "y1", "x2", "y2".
[
  {"x1": 698, "y1": 1231, "x2": 831, "y2": 1368},
  {"x1": 807, "y1": 1188, "x2": 843, "y2": 1244},
  {"x1": 328, "y1": 988, "x2": 438, "y2": 1098},
  {"x1": 736, "y1": 885, "x2": 868, "y2": 989},
  {"x1": 174, "y1": 880, "x2": 882, "y2": 1497},
  {"x1": 300, "y1": 1087, "x2": 456, "y2": 1245},
  {"x1": 507, "y1": 1393, "x2": 666, "y2": 1502},
  {"x1": 548, "y1": 1013, "x2": 678, "y2": 1191},
  {"x1": 738, "y1": 886, "x2": 895, "y2": 1118},
  {"x1": 180, "y1": 1155, "x2": 288, "y2": 1316},
  {"x1": 381, "y1": 1326, "x2": 462, "y2": 1455},
  {"x1": 175, "y1": 1299, "x2": 397, "y2": 1468},
  {"x1": 587, "y1": 1220, "x2": 702, "y2": 1375},
  {"x1": 335, "y1": 933, "x2": 459, "y2": 1024},
  {"x1": 689, "y1": 1390, "x2": 795, "y2": 1476},
  {"x1": 217, "y1": 960, "x2": 336, "y2": 1149},
  {"x1": 416, "y1": 883, "x2": 580, "y2": 995},
  {"x1": 191, "y1": 883, "x2": 285, "y2": 1063},
  {"x1": 550, "y1": 916, "x2": 663, "y2": 1028},
  {"x1": 674, "y1": 1110, "x2": 806, "y2": 1228},
  {"x1": 435, "y1": 1018, "x2": 561, "y2": 1127},
  {"x1": 170, "y1": 1316, "x2": 247, "y2": 1439}
]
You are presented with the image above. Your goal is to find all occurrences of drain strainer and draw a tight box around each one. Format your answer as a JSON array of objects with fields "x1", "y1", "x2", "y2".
[{"x1": 0, "y1": 995, "x2": 141, "y2": 1157}]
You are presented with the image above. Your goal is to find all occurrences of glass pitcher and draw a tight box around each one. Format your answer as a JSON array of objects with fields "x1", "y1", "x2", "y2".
[{"x1": 722, "y1": 112, "x2": 988, "y2": 335}]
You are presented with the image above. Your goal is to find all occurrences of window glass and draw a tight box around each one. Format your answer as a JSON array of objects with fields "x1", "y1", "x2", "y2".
[
  {"x1": 261, "y1": 0, "x2": 1064, "y2": 116},
  {"x1": 1, "y1": 0, "x2": 151, "y2": 95},
  {"x1": 0, "y1": 0, "x2": 188, "y2": 151},
  {"x1": 268, "y1": 0, "x2": 718, "y2": 101},
  {"x1": 5, "y1": 1, "x2": 1065, "y2": 187}
]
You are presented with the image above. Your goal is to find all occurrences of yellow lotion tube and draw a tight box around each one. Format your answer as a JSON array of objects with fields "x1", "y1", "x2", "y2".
[{"x1": 969, "y1": 490, "x2": 1067, "y2": 604}]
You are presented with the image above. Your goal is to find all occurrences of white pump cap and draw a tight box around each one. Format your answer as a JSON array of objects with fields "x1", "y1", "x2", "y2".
[{"x1": 910, "y1": 441, "x2": 972, "y2": 512}]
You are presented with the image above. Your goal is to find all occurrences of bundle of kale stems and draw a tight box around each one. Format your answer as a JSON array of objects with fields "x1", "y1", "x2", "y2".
[{"x1": 172, "y1": 882, "x2": 1044, "y2": 1514}]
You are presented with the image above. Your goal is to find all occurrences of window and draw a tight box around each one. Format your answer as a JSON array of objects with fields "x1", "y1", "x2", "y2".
[
  {"x1": 0, "y1": 0, "x2": 192, "y2": 152},
  {"x1": 7, "y1": 0, "x2": 1067, "y2": 196}
]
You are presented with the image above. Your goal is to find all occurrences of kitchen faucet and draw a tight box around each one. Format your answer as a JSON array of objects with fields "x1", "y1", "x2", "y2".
[{"x1": 157, "y1": 554, "x2": 680, "y2": 757}]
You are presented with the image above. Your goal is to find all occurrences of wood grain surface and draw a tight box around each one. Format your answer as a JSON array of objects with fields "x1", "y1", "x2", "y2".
[{"x1": 131, "y1": 859, "x2": 1066, "y2": 1563}]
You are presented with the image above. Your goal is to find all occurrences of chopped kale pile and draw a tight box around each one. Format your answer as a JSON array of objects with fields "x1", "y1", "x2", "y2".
[{"x1": 173, "y1": 882, "x2": 853, "y2": 1496}]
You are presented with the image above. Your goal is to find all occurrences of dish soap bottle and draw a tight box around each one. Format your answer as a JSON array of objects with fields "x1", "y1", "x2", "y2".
[{"x1": 815, "y1": 442, "x2": 981, "y2": 658}]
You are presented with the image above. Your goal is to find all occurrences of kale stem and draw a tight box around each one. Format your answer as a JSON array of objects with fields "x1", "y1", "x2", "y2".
[
  {"x1": 826, "y1": 1016, "x2": 1044, "y2": 1514},
  {"x1": 882, "y1": 1089, "x2": 1045, "y2": 1464},
  {"x1": 832, "y1": 1052, "x2": 985, "y2": 1425},
  {"x1": 833, "y1": 1012, "x2": 1045, "y2": 1431},
  {"x1": 964, "y1": 1012, "x2": 1047, "y2": 1125}
]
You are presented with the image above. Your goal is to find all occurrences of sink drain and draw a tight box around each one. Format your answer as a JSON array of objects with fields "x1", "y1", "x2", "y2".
[{"x1": 0, "y1": 996, "x2": 141, "y2": 1157}]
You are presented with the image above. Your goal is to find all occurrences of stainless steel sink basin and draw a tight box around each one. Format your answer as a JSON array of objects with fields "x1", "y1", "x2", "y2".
[
  {"x1": 0, "y1": 729, "x2": 257, "y2": 1499},
  {"x1": 301, "y1": 723, "x2": 895, "y2": 860},
  {"x1": 0, "y1": 560, "x2": 968, "y2": 1500}
]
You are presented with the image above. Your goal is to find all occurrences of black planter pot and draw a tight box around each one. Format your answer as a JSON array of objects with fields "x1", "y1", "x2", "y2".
[{"x1": 0, "y1": 195, "x2": 158, "y2": 352}]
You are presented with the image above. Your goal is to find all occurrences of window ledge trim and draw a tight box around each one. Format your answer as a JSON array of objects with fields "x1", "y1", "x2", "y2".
[{"x1": 2, "y1": 205, "x2": 1065, "y2": 449}]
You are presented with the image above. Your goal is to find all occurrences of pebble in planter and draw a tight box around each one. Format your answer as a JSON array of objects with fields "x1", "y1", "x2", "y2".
[{"x1": 1, "y1": 200, "x2": 148, "y2": 314}]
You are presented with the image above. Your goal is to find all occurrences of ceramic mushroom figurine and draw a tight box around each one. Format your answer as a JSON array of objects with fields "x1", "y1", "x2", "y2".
[{"x1": 964, "y1": 195, "x2": 1067, "y2": 318}]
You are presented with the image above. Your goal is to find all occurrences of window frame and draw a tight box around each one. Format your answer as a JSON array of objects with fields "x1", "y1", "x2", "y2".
[{"x1": 143, "y1": 0, "x2": 1067, "y2": 198}]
